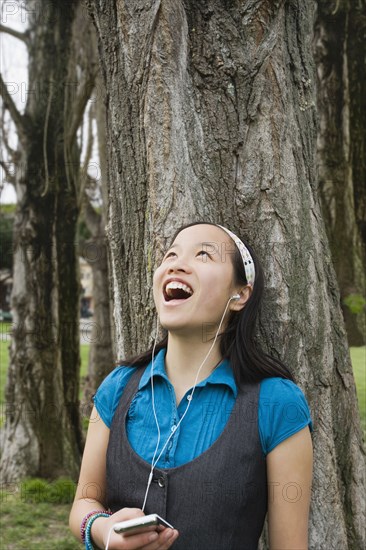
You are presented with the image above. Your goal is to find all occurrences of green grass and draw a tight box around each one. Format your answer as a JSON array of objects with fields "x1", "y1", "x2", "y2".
[
  {"x1": 352, "y1": 346, "x2": 366, "y2": 435},
  {"x1": 0, "y1": 481, "x2": 81, "y2": 549},
  {"x1": 79, "y1": 343, "x2": 90, "y2": 383},
  {"x1": 0, "y1": 203, "x2": 16, "y2": 215},
  {"x1": 0, "y1": 330, "x2": 10, "y2": 405}
]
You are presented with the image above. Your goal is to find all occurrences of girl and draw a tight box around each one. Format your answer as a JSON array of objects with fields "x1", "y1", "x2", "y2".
[{"x1": 69, "y1": 221, "x2": 313, "y2": 550}]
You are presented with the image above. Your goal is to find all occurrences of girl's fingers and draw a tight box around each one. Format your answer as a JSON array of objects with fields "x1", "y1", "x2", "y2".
[
  {"x1": 109, "y1": 528, "x2": 168, "y2": 549},
  {"x1": 109, "y1": 520, "x2": 179, "y2": 549},
  {"x1": 138, "y1": 528, "x2": 179, "y2": 550},
  {"x1": 107, "y1": 529, "x2": 157, "y2": 550},
  {"x1": 158, "y1": 528, "x2": 179, "y2": 549}
]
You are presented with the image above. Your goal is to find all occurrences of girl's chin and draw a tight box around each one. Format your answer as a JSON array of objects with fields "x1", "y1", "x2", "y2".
[{"x1": 157, "y1": 315, "x2": 198, "y2": 333}]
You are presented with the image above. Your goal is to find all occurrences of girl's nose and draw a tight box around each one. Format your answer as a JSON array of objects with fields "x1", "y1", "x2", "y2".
[{"x1": 167, "y1": 257, "x2": 192, "y2": 273}]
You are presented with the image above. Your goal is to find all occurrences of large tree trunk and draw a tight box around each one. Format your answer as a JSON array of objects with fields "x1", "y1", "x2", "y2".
[
  {"x1": 0, "y1": 0, "x2": 83, "y2": 481},
  {"x1": 315, "y1": 0, "x2": 366, "y2": 346},
  {"x1": 86, "y1": 1, "x2": 365, "y2": 547}
]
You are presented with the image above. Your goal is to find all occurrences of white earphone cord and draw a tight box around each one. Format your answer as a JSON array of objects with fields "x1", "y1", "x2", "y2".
[
  {"x1": 141, "y1": 294, "x2": 238, "y2": 512},
  {"x1": 105, "y1": 527, "x2": 113, "y2": 550},
  {"x1": 105, "y1": 295, "x2": 238, "y2": 549}
]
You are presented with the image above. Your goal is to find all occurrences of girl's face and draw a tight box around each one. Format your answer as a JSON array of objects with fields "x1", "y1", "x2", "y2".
[{"x1": 153, "y1": 224, "x2": 239, "y2": 337}]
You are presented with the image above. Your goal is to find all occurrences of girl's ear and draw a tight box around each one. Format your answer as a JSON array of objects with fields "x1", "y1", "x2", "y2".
[{"x1": 229, "y1": 285, "x2": 252, "y2": 311}]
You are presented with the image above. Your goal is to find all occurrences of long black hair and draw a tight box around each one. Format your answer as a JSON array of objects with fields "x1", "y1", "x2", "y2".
[{"x1": 115, "y1": 221, "x2": 295, "y2": 386}]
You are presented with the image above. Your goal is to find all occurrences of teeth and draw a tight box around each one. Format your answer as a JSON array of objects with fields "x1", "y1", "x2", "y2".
[{"x1": 165, "y1": 281, "x2": 193, "y2": 297}]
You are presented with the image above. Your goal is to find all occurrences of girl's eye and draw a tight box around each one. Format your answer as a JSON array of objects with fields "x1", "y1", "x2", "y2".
[
  {"x1": 197, "y1": 250, "x2": 210, "y2": 258},
  {"x1": 164, "y1": 250, "x2": 211, "y2": 259}
]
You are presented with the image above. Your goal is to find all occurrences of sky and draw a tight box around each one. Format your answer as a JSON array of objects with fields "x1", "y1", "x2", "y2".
[
  {"x1": 0, "y1": 0, "x2": 28, "y2": 204},
  {"x1": 0, "y1": 0, "x2": 100, "y2": 205}
]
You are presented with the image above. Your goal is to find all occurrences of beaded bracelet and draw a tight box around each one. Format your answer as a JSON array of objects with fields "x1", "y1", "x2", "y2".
[
  {"x1": 81, "y1": 510, "x2": 108, "y2": 543},
  {"x1": 85, "y1": 512, "x2": 112, "y2": 550}
]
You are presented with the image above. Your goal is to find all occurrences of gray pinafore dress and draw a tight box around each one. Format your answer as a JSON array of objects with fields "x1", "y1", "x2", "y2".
[{"x1": 106, "y1": 366, "x2": 267, "y2": 549}]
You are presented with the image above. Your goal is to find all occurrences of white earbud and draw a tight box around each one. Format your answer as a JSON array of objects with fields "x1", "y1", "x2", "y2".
[{"x1": 230, "y1": 294, "x2": 240, "y2": 300}]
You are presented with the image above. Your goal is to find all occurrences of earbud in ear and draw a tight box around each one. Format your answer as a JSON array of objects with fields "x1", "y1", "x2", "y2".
[{"x1": 230, "y1": 294, "x2": 241, "y2": 300}]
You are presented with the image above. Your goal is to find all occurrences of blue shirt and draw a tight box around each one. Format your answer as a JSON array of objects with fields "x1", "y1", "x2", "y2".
[{"x1": 93, "y1": 347, "x2": 313, "y2": 468}]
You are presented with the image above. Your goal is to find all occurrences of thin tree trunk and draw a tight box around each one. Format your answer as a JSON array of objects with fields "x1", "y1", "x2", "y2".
[
  {"x1": 315, "y1": 0, "x2": 366, "y2": 346},
  {"x1": 87, "y1": 1, "x2": 365, "y2": 547},
  {"x1": 0, "y1": 0, "x2": 82, "y2": 481},
  {"x1": 81, "y1": 64, "x2": 114, "y2": 408},
  {"x1": 82, "y1": 200, "x2": 114, "y2": 405},
  {"x1": 56, "y1": 151, "x2": 84, "y2": 462}
]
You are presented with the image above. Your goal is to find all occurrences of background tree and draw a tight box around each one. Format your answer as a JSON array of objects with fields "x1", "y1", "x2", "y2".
[
  {"x1": 314, "y1": 0, "x2": 366, "y2": 345},
  {"x1": 63, "y1": 7, "x2": 114, "y2": 413},
  {"x1": 86, "y1": 1, "x2": 365, "y2": 548},
  {"x1": 80, "y1": 89, "x2": 114, "y2": 407},
  {"x1": 0, "y1": 0, "x2": 95, "y2": 481}
]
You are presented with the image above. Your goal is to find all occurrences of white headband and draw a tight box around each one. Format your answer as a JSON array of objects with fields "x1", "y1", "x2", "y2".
[{"x1": 216, "y1": 225, "x2": 255, "y2": 287}]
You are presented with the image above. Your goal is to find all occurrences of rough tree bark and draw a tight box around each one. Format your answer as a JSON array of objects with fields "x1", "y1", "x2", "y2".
[
  {"x1": 0, "y1": 0, "x2": 89, "y2": 480},
  {"x1": 86, "y1": 1, "x2": 365, "y2": 548},
  {"x1": 314, "y1": 0, "x2": 366, "y2": 346}
]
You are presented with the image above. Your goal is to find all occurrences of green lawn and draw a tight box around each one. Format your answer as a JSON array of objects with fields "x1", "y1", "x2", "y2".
[
  {"x1": 0, "y1": 337, "x2": 364, "y2": 549},
  {"x1": 0, "y1": 479, "x2": 81, "y2": 549},
  {"x1": 0, "y1": 334, "x2": 9, "y2": 405},
  {"x1": 352, "y1": 346, "x2": 366, "y2": 435}
]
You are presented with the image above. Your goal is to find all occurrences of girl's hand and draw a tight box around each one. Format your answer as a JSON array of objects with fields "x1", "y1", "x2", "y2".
[{"x1": 93, "y1": 507, "x2": 179, "y2": 549}]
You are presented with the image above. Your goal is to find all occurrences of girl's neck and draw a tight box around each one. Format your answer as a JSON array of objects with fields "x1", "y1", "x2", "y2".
[{"x1": 164, "y1": 333, "x2": 224, "y2": 388}]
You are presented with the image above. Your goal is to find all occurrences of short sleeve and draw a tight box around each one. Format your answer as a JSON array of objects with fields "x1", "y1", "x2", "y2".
[
  {"x1": 258, "y1": 377, "x2": 313, "y2": 456},
  {"x1": 93, "y1": 366, "x2": 136, "y2": 428}
]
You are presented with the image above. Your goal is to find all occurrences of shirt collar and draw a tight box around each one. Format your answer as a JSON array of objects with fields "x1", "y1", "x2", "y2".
[{"x1": 139, "y1": 347, "x2": 237, "y2": 397}]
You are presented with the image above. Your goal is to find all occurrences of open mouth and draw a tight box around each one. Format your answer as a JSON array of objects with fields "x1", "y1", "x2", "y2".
[{"x1": 163, "y1": 282, "x2": 194, "y2": 303}]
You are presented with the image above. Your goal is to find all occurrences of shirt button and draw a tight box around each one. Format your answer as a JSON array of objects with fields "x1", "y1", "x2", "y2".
[
  {"x1": 171, "y1": 425, "x2": 176, "y2": 432},
  {"x1": 158, "y1": 477, "x2": 165, "y2": 488},
  {"x1": 187, "y1": 394, "x2": 192, "y2": 401}
]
